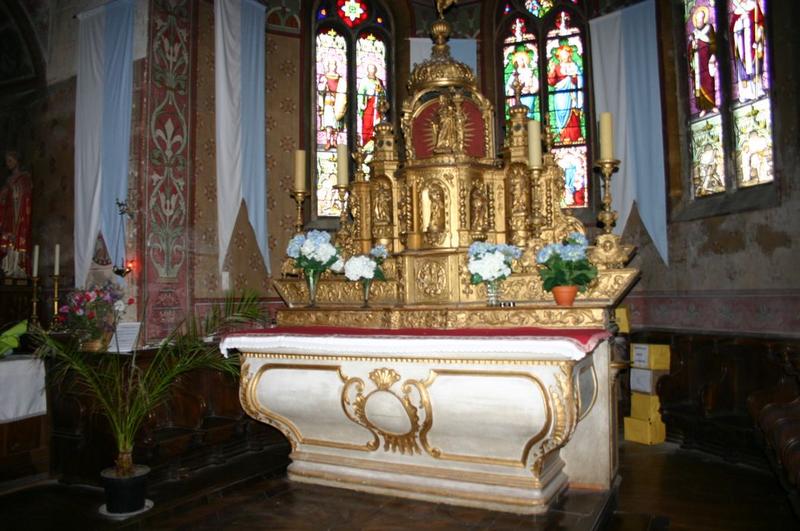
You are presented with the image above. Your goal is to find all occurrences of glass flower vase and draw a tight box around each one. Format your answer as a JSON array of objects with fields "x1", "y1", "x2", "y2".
[
  {"x1": 361, "y1": 278, "x2": 372, "y2": 308},
  {"x1": 305, "y1": 269, "x2": 322, "y2": 307},
  {"x1": 485, "y1": 279, "x2": 502, "y2": 307}
]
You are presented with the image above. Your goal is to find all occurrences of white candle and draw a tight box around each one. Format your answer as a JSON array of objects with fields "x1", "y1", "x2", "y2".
[
  {"x1": 32, "y1": 245, "x2": 39, "y2": 277},
  {"x1": 528, "y1": 119, "x2": 542, "y2": 168},
  {"x1": 294, "y1": 150, "x2": 306, "y2": 192},
  {"x1": 336, "y1": 145, "x2": 349, "y2": 187},
  {"x1": 54, "y1": 244, "x2": 60, "y2": 276},
  {"x1": 599, "y1": 112, "x2": 614, "y2": 160}
]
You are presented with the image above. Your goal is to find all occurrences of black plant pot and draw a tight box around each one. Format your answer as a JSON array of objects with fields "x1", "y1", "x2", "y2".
[{"x1": 100, "y1": 465, "x2": 150, "y2": 515}]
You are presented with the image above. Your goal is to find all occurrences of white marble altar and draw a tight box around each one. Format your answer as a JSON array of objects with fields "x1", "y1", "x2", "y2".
[{"x1": 222, "y1": 326, "x2": 618, "y2": 514}]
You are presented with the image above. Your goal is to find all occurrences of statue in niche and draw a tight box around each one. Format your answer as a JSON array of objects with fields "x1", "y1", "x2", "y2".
[
  {"x1": 509, "y1": 165, "x2": 528, "y2": 215},
  {"x1": 372, "y1": 182, "x2": 392, "y2": 224},
  {"x1": 427, "y1": 184, "x2": 446, "y2": 234},
  {"x1": 469, "y1": 183, "x2": 488, "y2": 232},
  {"x1": 0, "y1": 150, "x2": 33, "y2": 278},
  {"x1": 431, "y1": 93, "x2": 464, "y2": 154}
]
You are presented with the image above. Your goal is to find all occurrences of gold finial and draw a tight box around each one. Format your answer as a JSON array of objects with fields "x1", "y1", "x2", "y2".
[
  {"x1": 377, "y1": 91, "x2": 389, "y2": 122},
  {"x1": 352, "y1": 147, "x2": 367, "y2": 182},
  {"x1": 512, "y1": 71, "x2": 523, "y2": 106},
  {"x1": 436, "y1": 0, "x2": 458, "y2": 18}
]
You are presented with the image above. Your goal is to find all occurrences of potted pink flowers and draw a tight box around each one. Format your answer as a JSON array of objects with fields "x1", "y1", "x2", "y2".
[{"x1": 53, "y1": 282, "x2": 134, "y2": 351}]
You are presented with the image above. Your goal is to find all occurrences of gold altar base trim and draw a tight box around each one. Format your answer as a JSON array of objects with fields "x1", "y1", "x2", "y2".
[
  {"x1": 273, "y1": 268, "x2": 639, "y2": 310},
  {"x1": 288, "y1": 460, "x2": 568, "y2": 515},
  {"x1": 276, "y1": 305, "x2": 609, "y2": 330},
  {"x1": 292, "y1": 450, "x2": 548, "y2": 490}
]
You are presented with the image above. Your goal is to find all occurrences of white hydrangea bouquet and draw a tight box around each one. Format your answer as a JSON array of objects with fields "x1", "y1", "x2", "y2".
[
  {"x1": 286, "y1": 230, "x2": 343, "y2": 306},
  {"x1": 344, "y1": 245, "x2": 388, "y2": 307},
  {"x1": 467, "y1": 242, "x2": 522, "y2": 306}
]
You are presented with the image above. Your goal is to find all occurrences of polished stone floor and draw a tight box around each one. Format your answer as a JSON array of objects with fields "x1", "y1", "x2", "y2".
[{"x1": 1, "y1": 441, "x2": 798, "y2": 530}]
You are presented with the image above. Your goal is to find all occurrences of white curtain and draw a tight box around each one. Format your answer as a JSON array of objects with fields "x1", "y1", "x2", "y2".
[
  {"x1": 74, "y1": 0, "x2": 134, "y2": 287},
  {"x1": 590, "y1": 0, "x2": 668, "y2": 263},
  {"x1": 215, "y1": 0, "x2": 269, "y2": 275}
]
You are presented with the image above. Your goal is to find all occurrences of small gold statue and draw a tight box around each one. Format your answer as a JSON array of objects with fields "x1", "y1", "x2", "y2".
[{"x1": 436, "y1": 0, "x2": 458, "y2": 18}]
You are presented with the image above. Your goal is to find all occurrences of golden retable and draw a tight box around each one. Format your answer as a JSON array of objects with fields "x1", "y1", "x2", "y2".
[{"x1": 277, "y1": 17, "x2": 638, "y2": 330}]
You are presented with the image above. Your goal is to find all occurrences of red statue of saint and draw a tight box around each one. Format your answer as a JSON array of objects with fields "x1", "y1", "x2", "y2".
[{"x1": 0, "y1": 151, "x2": 33, "y2": 277}]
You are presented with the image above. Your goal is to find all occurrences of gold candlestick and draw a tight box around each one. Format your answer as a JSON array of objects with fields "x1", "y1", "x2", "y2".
[
  {"x1": 291, "y1": 190, "x2": 308, "y2": 234},
  {"x1": 52, "y1": 274, "x2": 61, "y2": 321},
  {"x1": 30, "y1": 276, "x2": 40, "y2": 326},
  {"x1": 595, "y1": 158, "x2": 621, "y2": 234},
  {"x1": 589, "y1": 158, "x2": 633, "y2": 269}
]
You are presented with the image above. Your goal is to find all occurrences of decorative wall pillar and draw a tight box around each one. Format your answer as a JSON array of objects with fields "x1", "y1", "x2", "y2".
[{"x1": 140, "y1": 0, "x2": 195, "y2": 342}]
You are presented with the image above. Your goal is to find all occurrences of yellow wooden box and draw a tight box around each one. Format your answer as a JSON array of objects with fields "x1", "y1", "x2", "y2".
[
  {"x1": 624, "y1": 416, "x2": 666, "y2": 445},
  {"x1": 631, "y1": 392, "x2": 661, "y2": 421},
  {"x1": 631, "y1": 343, "x2": 670, "y2": 370},
  {"x1": 614, "y1": 306, "x2": 630, "y2": 334}
]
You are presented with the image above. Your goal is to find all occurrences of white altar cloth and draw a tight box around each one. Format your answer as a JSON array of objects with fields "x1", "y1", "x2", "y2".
[
  {"x1": 221, "y1": 327, "x2": 606, "y2": 361},
  {"x1": 0, "y1": 355, "x2": 47, "y2": 423}
]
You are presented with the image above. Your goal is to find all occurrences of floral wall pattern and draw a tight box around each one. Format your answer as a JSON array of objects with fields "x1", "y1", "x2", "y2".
[{"x1": 141, "y1": 0, "x2": 194, "y2": 342}]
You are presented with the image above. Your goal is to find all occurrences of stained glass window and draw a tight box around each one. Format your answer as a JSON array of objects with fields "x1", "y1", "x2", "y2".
[
  {"x1": 502, "y1": 18, "x2": 539, "y2": 121},
  {"x1": 682, "y1": 0, "x2": 773, "y2": 198},
  {"x1": 315, "y1": 28, "x2": 348, "y2": 216},
  {"x1": 727, "y1": 0, "x2": 772, "y2": 188},
  {"x1": 545, "y1": 12, "x2": 585, "y2": 146},
  {"x1": 690, "y1": 116, "x2": 725, "y2": 196},
  {"x1": 732, "y1": 98, "x2": 772, "y2": 188},
  {"x1": 338, "y1": 0, "x2": 368, "y2": 28},
  {"x1": 499, "y1": 2, "x2": 591, "y2": 209},
  {"x1": 524, "y1": 0, "x2": 578, "y2": 18},
  {"x1": 356, "y1": 33, "x2": 387, "y2": 173},
  {"x1": 313, "y1": 1, "x2": 391, "y2": 218}
]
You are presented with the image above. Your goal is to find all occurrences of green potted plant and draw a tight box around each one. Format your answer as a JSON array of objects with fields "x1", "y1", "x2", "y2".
[
  {"x1": 32, "y1": 291, "x2": 266, "y2": 517},
  {"x1": 536, "y1": 232, "x2": 598, "y2": 306}
]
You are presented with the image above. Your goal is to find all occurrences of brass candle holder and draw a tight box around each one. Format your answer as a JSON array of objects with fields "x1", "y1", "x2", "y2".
[
  {"x1": 595, "y1": 159, "x2": 621, "y2": 234},
  {"x1": 52, "y1": 274, "x2": 61, "y2": 321},
  {"x1": 30, "y1": 276, "x2": 40, "y2": 326},
  {"x1": 291, "y1": 190, "x2": 308, "y2": 234},
  {"x1": 590, "y1": 158, "x2": 633, "y2": 269}
]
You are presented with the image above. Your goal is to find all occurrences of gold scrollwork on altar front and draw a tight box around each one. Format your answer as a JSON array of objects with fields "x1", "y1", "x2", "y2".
[
  {"x1": 341, "y1": 368, "x2": 430, "y2": 455},
  {"x1": 241, "y1": 362, "x2": 379, "y2": 452},
  {"x1": 417, "y1": 369, "x2": 553, "y2": 470},
  {"x1": 531, "y1": 365, "x2": 577, "y2": 478}
]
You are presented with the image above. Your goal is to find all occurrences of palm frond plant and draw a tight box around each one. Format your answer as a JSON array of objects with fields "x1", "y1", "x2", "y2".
[{"x1": 32, "y1": 290, "x2": 266, "y2": 478}]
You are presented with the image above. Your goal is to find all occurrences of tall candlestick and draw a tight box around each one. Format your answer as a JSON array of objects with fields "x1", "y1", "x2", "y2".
[
  {"x1": 336, "y1": 144, "x2": 349, "y2": 187},
  {"x1": 294, "y1": 150, "x2": 306, "y2": 192},
  {"x1": 528, "y1": 119, "x2": 542, "y2": 168},
  {"x1": 54, "y1": 244, "x2": 60, "y2": 276},
  {"x1": 32, "y1": 245, "x2": 39, "y2": 277},
  {"x1": 599, "y1": 112, "x2": 614, "y2": 160}
]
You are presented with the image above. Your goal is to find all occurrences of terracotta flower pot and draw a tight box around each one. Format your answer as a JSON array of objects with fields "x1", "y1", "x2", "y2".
[{"x1": 552, "y1": 285, "x2": 578, "y2": 307}]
